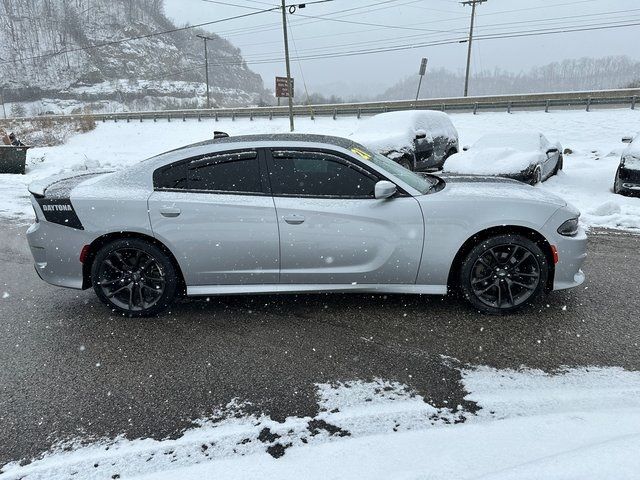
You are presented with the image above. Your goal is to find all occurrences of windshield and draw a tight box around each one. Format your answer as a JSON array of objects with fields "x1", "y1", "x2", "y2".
[{"x1": 367, "y1": 151, "x2": 436, "y2": 194}]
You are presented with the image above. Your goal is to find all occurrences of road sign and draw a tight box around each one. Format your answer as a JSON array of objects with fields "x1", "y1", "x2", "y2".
[
  {"x1": 276, "y1": 76, "x2": 294, "y2": 98},
  {"x1": 419, "y1": 58, "x2": 428, "y2": 76}
]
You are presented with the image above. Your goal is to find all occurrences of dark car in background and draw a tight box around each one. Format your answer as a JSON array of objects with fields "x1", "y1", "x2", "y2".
[
  {"x1": 443, "y1": 132, "x2": 563, "y2": 185},
  {"x1": 614, "y1": 134, "x2": 640, "y2": 196},
  {"x1": 350, "y1": 111, "x2": 459, "y2": 171}
]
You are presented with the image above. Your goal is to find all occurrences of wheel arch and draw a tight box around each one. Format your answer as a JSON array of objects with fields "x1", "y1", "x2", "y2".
[
  {"x1": 81, "y1": 231, "x2": 186, "y2": 293},
  {"x1": 447, "y1": 225, "x2": 555, "y2": 292}
]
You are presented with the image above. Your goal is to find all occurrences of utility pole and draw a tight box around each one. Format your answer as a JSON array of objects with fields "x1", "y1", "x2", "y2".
[
  {"x1": 196, "y1": 34, "x2": 214, "y2": 109},
  {"x1": 461, "y1": 0, "x2": 486, "y2": 97},
  {"x1": 1, "y1": 88, "x2": 6, "y2": 120},
  {"x1": 281, "y1": 0, "x2": 295, "y2": 132}
]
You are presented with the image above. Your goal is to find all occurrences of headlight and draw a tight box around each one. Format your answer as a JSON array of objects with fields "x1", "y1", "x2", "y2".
[{"x1": 557, "y1": 217, "x2": 579, "y2": 237}]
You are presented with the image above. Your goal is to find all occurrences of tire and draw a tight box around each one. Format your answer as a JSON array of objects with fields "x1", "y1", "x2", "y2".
[
  {"x1": 530, "y1": 166, "x2": 542, "y2": 185},
  {"x1": 613, "y1": 168, "x2": 625, "y2": 195},
  {"x1": 398, "y1": 156, "x2": 413, "y2": 171},
  {"x1": 459, "y1": 234, "x2": 549, "y2": 315},
  {"x1": 91, "y1": 238, "x2": 178, "y2": 317}
]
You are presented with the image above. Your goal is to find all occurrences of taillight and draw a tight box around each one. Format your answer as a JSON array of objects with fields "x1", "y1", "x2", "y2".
[
  {"x1": 550, "y1": 245, "x2": 559, "y2": 264},
  {"x1": 79, "y1": 245, "x2": 91, "y2": 264}
]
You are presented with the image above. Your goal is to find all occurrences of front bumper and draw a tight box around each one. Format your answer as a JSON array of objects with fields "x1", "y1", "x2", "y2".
[
  {"x1": 550, "y1": 227, "x2": 588, "y2": 290},
  {"x1": 26, "y1": 220, "x2": 91, "y2": 290}
]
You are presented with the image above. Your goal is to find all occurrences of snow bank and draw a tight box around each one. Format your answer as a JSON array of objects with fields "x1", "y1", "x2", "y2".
[
  {"x1": 350, "y1": 110, "x2": 457, "y2": 154},
  {"x1": 3, "y1": 366, "x2": 639, "y2": 480},
  {"x1": 1, "y1": 108, "x2": 639, "y2": 231},
  {"x1": 444, "y1": 147, "x2": 542, "y2": 175}
]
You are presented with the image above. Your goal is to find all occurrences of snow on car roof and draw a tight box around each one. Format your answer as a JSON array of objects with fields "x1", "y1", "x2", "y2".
[
  {"x1": 350, "y1": 110, "x2": 457, "y2": 154},
  {"x1": 443, "y1": 147, "x2": 544, "y2": 176},
  {"x1": 623, "y1": 132, "x2": 640, "y2": 158},
  {"x1": 473, "y1": 132, "x2": 544, "y2": 151}
]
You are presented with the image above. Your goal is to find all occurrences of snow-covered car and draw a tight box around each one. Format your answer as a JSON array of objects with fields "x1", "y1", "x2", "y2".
[
  {"x1": 350, "y1": 111, "x2": 459, "y2": 171},
  {"x1": 614, "y1": 134, "x2": 640, "y2": 196},
  {"x1": 26, "y1": 134, "x2": 586, "y2": 317},
  {"x1": 443, "y1": 132, "x2": 563, "y2": 185}
]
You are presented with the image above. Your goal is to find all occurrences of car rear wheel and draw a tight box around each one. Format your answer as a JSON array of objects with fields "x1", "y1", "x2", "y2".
[
  {"x1": 91, "y1": 238, "x2": 178, "y2": 317},
  {"x1": 459, "y1": 234, "x2": 549, "y2": 314}
]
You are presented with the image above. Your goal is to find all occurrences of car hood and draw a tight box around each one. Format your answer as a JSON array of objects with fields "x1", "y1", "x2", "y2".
[{"x1": 432, "y1": 174, "x2": 567, "y2": 207}]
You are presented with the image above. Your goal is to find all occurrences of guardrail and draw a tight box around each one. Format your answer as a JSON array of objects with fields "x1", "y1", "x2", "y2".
[{"x1": 3, "y1": 88, "x2": 640, "y2": 124}]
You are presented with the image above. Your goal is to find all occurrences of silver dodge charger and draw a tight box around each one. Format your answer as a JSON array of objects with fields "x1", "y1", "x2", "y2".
[{"x1": 26, "y1": 134, "x2": 587, "y2": 317}]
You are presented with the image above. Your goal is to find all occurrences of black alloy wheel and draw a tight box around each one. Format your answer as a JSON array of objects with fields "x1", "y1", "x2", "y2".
[
  {"x1": 460, "y1": 235, "x2": 548, "y2": 314},
  {"x1": 92, "y1": 238, "x2": 178, "y2": 317}
]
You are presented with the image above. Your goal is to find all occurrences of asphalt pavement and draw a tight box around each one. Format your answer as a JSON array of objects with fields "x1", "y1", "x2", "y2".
[{"x1": 0, "y1": 222, "x2": 639, "y2": 467}]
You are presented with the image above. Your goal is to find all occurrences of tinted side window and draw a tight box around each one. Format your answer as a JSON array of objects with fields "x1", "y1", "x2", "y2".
[
  {"x1": 154, "y1": 151, "x2": 261, "y2": 193},
  {"x1": 188, "y1": 151, "x2": 261, "y2": 193},
  {"x1": 269, "y1": 151, "x2": 377, "y2": 197},
  {"x1": 154, "y1": 162, "x2": 188, "y2": 190}
]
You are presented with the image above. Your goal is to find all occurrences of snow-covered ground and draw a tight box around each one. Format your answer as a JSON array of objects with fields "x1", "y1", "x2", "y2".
[
  {"x1": 2, "y1": 365, "x2": 639, "y2": 480},
  {"x1": 1, "y1": 108, "x2": 639, "y2": 230}
]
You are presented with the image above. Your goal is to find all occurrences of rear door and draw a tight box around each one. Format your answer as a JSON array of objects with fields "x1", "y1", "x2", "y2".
[
  {"x1": 266, "y1": 148, "x2": 424, "y2": 285},
  {"x1": 148, "y1": 149, "x2": 280, "y2": 286}
]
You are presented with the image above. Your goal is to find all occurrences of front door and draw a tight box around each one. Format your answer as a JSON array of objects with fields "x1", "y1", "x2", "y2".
[
  {"x1": 266, "y1": 149, "x2": 424, "y2": 285},
  {"x1": 148, "y1": 149, "x2": 279, "y2": 286}
]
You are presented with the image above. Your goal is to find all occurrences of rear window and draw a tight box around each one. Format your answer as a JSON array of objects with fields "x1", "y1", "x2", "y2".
[
  {"x1": 188, "y1": 151, "x2": 261, "y2": 193},
  {"x1": 154, "y1": 150, "x2": 262, "y2": 194}
]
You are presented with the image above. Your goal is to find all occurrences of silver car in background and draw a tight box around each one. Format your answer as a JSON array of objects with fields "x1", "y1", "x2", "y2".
[{"x1": 26, "y1": 134, "x2": 586, "y2": 317}]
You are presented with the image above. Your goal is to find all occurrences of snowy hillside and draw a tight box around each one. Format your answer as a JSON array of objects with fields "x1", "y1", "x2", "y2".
[{"x1": 0, "y1": 0, "x2": 268, "y2": 114}]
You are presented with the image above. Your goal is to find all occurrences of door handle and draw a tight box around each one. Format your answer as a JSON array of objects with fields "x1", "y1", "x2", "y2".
[
  {"x1": 160, "y1": 206, "x2": 181, "y2": 218},
  {"x1": 283, "y1": 214, "x2": 305, "y2": 225}
]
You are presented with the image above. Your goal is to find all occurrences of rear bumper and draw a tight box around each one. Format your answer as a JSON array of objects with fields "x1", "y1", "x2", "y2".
[{"x1": 26, "y1": 220, "x2": 90, "y2": 290}]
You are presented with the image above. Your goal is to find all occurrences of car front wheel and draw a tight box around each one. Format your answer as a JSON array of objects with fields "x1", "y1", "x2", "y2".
[
  {"x1": 91, "y1": 238, "x2": 178, "y2": 317},
  {"x1": 459, "y1": 234, "x2": 549, "y2": 314}
]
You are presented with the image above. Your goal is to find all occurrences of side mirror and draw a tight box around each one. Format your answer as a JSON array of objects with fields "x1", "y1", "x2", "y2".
[
  {"x1": 375, "y1": 180, "x2": 397, "y2": 199},
  {"x1": 415, "y1": 129, "x2": 427, "y2": 140},
  {"x1": 622, "y1": 136, "x2": 633, "y2": 144},
  {"x1": 462, "y1": 145, "x2": 470, "y2": 151}
]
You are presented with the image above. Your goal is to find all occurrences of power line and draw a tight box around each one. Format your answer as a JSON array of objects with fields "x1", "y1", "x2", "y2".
[
  {"x1": 208, "y1": 0, "x2": 415, "y2": 38},
  {"x1": 232, "y1": 8, "x2": 640, "y2": 58},
  {"x1": 201, "y1": 18, "x2": 640, "y2": 67}
]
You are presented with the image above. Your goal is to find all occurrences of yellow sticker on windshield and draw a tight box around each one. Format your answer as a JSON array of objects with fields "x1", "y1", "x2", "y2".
[{"x1": 351, "y1": 147, "x2": 372, "y2": 160}]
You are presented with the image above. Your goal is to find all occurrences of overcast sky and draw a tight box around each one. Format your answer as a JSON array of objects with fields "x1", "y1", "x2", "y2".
[{"x1": 163, "y1": 0, "x2": 640, "y2": 97}]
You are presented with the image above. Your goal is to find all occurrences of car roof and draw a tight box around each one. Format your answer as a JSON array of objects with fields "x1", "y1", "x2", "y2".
[{"x1": 161, "y1": 134, "x2": 366, "y2": 156}]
